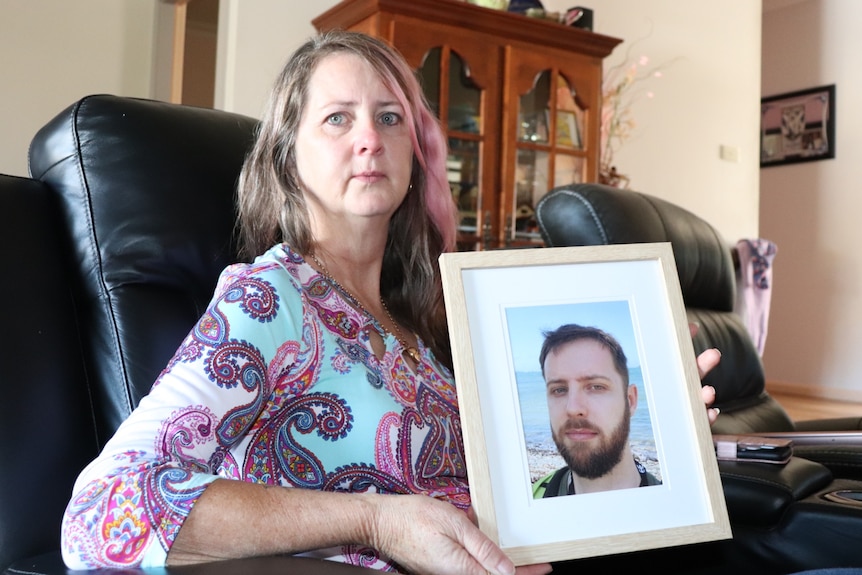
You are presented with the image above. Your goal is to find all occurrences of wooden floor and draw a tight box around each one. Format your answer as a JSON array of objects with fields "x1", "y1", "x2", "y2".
[{"x1": 769, "y1": 389, "x2": 862, "y2": 421}]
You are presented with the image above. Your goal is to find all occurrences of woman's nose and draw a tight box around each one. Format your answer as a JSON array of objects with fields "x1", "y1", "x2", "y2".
[{"x1": 354, "y1": 117, "x2": 383, "y2": 155}]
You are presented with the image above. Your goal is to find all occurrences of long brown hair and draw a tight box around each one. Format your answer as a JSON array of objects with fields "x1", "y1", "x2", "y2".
[{"x1": 236, "y1": 30, "x2": 457, "y2": 368}]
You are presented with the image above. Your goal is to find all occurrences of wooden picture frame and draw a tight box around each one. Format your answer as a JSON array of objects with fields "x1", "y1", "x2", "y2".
[
  {"x1": 761, "y1": 84, "x2": 836, "y2": 167},
  {"x1": 439, "y1": 243, "x2": 731, "y2": 565}
]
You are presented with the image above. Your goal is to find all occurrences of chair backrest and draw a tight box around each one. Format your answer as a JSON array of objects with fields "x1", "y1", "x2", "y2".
[
  {"x1": 0, "y1": 174, "x2": 99, "y2": 572},
  {"x1": 535, "y1": 183, "x2": 796, "y2": 433},
  {"x1": 28, "y1": 95, "x2": 259, "y2": 447}
]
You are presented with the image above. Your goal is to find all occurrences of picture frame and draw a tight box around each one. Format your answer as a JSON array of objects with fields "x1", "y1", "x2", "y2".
[
  {"x1": 439, "y1": 243, "x2": 731, "y2": 565},
  {"x1": 760, "y1": 84, "x2": 835, "y2": 167},
  {"x1": 555, "y1": 110, "x2": 582, "y2": 149}
]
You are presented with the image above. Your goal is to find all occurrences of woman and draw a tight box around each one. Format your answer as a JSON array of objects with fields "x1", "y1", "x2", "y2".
[{"x1": 61, "y1": 31, "x2": 719, "y2": 574}]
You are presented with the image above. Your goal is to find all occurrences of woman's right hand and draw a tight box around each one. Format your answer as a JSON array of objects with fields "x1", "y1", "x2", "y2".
[{"x1": 369, "y1": 494, "x2": 552, "y2": 575}]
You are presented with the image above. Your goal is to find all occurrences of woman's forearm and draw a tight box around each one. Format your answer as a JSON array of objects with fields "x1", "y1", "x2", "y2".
[
  {"x1": 167, "y1": 478, "x2": 377, "y2": 565},
  {"x1": 166, "y1": 480, "x2": 521, "y2": 575}
]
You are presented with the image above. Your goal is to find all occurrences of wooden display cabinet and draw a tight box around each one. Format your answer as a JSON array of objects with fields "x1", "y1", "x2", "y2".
[{"x1": 313, "y1": 0, "x2": 621, "y2": 250}]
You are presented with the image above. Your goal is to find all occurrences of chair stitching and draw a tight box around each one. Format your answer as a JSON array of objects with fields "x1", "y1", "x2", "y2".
[{"x1": 536, "y1": 188, "x2": 608, "y2": 245}]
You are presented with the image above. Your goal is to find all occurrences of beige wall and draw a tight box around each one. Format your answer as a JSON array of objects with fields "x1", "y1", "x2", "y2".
[
  {"x1": 544, "y1": 0, "x2": 763, "y2": 245},
  {"x1": 214, "y1": 0, "x2": 338, "y2": 116},
  {"x1": 761, "y1": 0, "x2": 862, "y2": 401},
  {"x1": 0, "y1": 0, "x2": 157, "y2": 177}
]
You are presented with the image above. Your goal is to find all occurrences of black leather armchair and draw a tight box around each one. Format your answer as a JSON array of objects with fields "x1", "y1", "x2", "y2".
[
  {"x1": 29, "y1": 95, "x2": 259, "y2": 447},
  {"x1": 534, "y1": 185, "x2": 862, "y2": 444},
  {"x1": 535, "y1": 183, "x2": 794, "y2": 433},
  {"x1": 3, "y1": 99, "x2": 862, "y2": 574}
]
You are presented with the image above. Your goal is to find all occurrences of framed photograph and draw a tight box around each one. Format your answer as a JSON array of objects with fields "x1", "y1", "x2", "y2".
[
  {"x1": 555, "y1": 110, "x2": 582, "y2": 149},
  {"x1": 761, "y1": 84, "x2": 835, "y2": 167},
  {"x1": 439, "y1": 243, "x2": 731, "y2": 565}
]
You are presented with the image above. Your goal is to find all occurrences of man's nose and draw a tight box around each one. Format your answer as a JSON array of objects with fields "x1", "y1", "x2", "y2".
[{"x1": 565, "y1": 390, "x2": 587, "y2": 416}]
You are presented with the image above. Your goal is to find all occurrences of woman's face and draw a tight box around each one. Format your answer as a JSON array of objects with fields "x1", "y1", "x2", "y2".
[{"x1": 295, "y1": 52, "x2": 414, "y2": 235}]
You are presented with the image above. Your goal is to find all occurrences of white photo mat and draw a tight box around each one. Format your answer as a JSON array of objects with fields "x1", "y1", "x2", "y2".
[{"x1": 439, "y1": 243, "x2": 731, "y2": 565}]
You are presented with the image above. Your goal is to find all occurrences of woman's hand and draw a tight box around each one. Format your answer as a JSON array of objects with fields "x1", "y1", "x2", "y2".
[
  {"x1": 370, "y1": 495, "x2": 552, "y2": 575},
  {"x1": 690, "y1": 322, "x2": 721, "y2": 425}
]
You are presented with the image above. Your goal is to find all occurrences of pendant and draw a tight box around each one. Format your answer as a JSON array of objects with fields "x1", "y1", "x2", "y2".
[{"x1": 405, "y1": 347, "x2": 421, "y2": 364}]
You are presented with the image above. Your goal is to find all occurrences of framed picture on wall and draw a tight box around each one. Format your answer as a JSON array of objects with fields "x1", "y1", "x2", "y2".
[
  {"x1": 439, "y1": 243, "x2": 731, "y2": 565},
  {"x1": 760, "y1": 84, "x2": 836, "y2": 167}
]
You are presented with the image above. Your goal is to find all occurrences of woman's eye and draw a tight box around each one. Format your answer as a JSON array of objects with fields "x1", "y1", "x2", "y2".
[
  {"x1": 327, "y1": 113, "x2": 346, "y2": 126},
  {"x1": 380, "y1": 112, "x2": 401, "y2": 126}
]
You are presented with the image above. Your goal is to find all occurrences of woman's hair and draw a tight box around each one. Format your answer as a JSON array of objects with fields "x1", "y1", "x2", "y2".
[{"x1": 237, "y1": 30, "x2": 458, "y2": 368}]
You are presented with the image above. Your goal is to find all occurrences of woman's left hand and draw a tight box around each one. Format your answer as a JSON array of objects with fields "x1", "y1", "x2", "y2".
[{"x1": 691, "y1": 322, "x2": 721, "y2": 425}]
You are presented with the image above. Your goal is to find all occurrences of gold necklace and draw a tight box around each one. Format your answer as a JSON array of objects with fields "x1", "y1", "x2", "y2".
[
  {"x1": 379, "y1": 299, "x2": 422, "y2": 364},
  {"x1": 309, "y1": 253, "x2": 421, "y2": 364}
]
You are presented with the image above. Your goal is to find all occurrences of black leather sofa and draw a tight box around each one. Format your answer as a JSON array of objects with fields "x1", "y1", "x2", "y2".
[{"x1": 2, "y1": 96, "x2": 862, "y2": 574}]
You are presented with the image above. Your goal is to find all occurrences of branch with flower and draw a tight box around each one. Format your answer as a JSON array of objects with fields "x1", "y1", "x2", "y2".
[{"x1": 600, "y1": 41, "x2": 678, "y2": 188}]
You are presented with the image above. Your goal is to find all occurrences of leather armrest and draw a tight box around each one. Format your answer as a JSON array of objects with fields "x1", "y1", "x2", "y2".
[
  {"x1": 792, "y1": 444, "x2": 862, "y2": 480},
  {"x1": 719, "y1": 456, "x2": 833, "y2": 526},
  {"x1": 794, "y1": 417, "x2": 862, "y2": 431}
]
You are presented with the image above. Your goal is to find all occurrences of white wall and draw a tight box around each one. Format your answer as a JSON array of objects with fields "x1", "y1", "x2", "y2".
[
  {"x1": 214, "y1": 0, "x2": 339, "y2": 118},
  {"x1": 542, "y1": 0, "x2": 763, "y2": 244},
  {"x1": 761, "y1": 0, "x2": 862, "y2": 400},
  {"x1": 0, "y1": 0, "x2": 157, "y2": 177}
]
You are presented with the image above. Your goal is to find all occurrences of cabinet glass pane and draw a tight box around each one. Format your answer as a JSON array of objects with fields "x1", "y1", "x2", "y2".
[
  {"x1": 555, "y1": 75, "x2": 584, "y2": 150},
  {"x1": 448, "y1": 52, "x2": 481, "y2": 134},
  {"x1": 418, "y1": 47, "x2": 442, "y2": 117},
  {"x1": 518, "y1": 70, "x2": 550, "y2": 144},
  {"x1": 514, "y1": 148, "x2": 548, "y2": 239},
  {"x1": 449, "y1": 138, "x2": 480, "y2": 234},
  {"x1": 554, "y1": 153, "x2": 584, "y2": 187}
]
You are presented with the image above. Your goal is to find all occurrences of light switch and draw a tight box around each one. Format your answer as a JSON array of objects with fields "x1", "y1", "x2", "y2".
[{"x1": 720, "y1": 145, "x2": 739, "y2": 163}]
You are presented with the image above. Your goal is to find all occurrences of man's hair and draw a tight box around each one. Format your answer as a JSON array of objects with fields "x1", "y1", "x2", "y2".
[
  {"x1": 236, "y1": 30, "x2": 457, "y2": 368},
  {"x1": 539, "y1": 323, "x2": 629, "y2": 386}
]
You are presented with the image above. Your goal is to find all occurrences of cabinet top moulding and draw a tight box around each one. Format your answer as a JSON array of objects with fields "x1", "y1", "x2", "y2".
[{"x1": 313, "y1": 0, "x2": 622, "y2": 58}]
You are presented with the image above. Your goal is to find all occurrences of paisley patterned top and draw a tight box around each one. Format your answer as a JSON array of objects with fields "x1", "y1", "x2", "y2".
[{"x1": 61, "y1": 244, "x2": 468, "y2": 570}]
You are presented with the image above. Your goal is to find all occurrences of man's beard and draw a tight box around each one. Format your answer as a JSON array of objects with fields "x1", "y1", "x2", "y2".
[{"x1": 552, "y1": 403, "x2": 631, "y2": 480}]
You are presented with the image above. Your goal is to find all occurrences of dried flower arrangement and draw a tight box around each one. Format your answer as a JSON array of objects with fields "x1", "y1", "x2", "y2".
[{"x1": 600, "y1": 41, "x2": 677, "y2": 188}]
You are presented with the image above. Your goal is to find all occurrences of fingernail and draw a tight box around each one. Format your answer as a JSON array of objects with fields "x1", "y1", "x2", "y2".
[{"x1": 495, "y1": 559, "x2": 516, "y2": 575}]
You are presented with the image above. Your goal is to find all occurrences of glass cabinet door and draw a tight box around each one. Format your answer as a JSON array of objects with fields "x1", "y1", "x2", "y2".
[
  {"x1": 394, "y1": 24, "x2": 501, "y2": 250},
  {"x1": 420, "y1": 48, "x2": 482, "y2": 241},
  {"x1": 501, "y1": 46, "x2": 599, "y2": 247},
  {"x1": 510, "y1": 70, "x2": 587, "y2": 245}
]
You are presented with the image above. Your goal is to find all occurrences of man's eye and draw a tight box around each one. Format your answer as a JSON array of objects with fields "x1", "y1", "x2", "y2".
[
  {"x1": 380, "y1": 112, "x2": 401, "y2": 126},
  {"x1": 549, "y1": 386, "x2": 567, "y2": 396}
]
